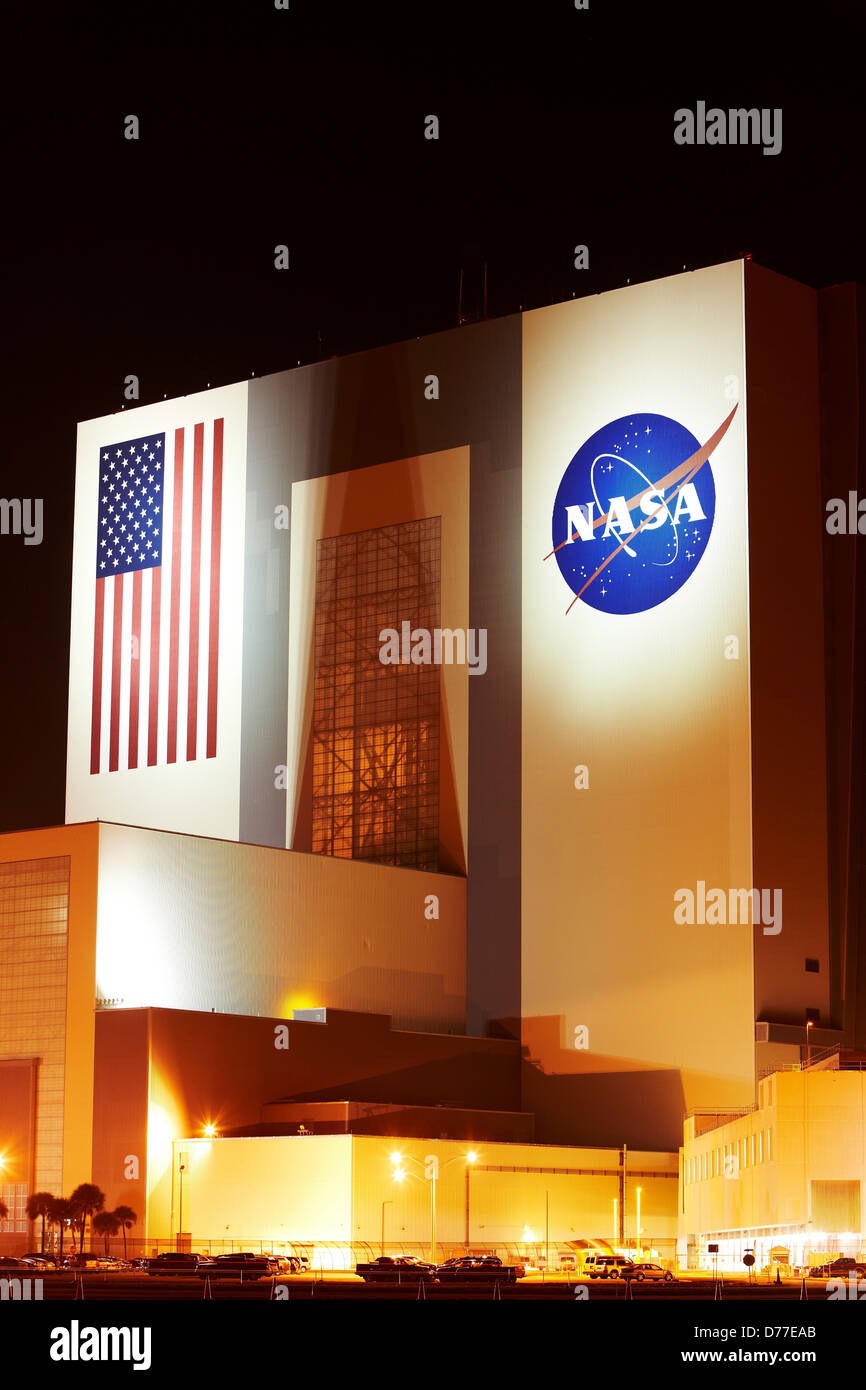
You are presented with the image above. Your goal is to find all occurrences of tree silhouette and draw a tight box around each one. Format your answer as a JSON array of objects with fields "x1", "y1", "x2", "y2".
[
  {"x1": 93, "y1": 1210, "x2": 120, "y2": 1254},
  {"x1": 0, "y1": 1200, "x2": 7, "y2": 1222},
  {"x1": 68, "y1": 1184, "x2": 105, "y2": 1255},
  {"x1": 113, "y1": 1205, "x2": 138, "y2": 1262},
  {"x1": 26, "y1": 1191, "x2": 56, "y2": 1254},
  {"x1": 48, "y1": 1197, "x2": 73, "y2": 1258}
]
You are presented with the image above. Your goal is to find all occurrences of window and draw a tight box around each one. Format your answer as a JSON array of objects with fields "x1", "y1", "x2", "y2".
[{"x1": 311, "y1": 518, "x2": 441, "y2": 870}]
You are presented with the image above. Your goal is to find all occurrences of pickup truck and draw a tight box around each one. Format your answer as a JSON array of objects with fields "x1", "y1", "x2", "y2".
[
  {"x1": 356, "y1": 1256, "x2": 438, "y2": 1283},
  {"x1": 197, "y1": 1252, "x2": 279, "y2": 1280}
]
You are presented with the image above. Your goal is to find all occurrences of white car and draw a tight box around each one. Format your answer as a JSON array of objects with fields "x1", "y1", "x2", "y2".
[{"x1": 583, "y1": 1254, "x2": 636, "y2": 1279}]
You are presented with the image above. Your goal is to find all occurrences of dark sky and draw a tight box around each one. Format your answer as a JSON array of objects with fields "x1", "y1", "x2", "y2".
[{"x1": 1, "y1": 0, "x2": 864, "y2": 831}]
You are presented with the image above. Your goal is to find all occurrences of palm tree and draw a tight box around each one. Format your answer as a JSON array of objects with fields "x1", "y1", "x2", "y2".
[
  {"x1": 49, "y1": 1197, "x2": 73, "y2": 1258},
  {"x1": 26, "y1": 1192, "x2": 56, "y2": 1254},
  {"x1": 113, "y1": 1205, "x2": 137, "y2": 1263},
  {"x1": 68, "y1": 1184, "x2": 105, "y2": 1255},
  {"x1": 0, "y1": 1200, "x2": 7, "y2": 1222},
  {"x1": 93, "y1": 1210, "x2": 120, "y2": 1255}
]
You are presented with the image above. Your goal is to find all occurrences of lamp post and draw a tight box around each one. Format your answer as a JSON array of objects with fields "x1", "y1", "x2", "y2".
[
  {"x1": 805, "y1": 1018, "x2": 814, "y2": 1067},
  {"x1": 390, "y1": 1150, "x2": 477, "y2": 1264},
  {"x1": 381, "y1": 1199, "x2": 392, "y2": 1257},
  {"x1": 545, "y1": 1190, "x2": 550, "y2": 1276},
  {"x1": 613, "y1": 1197, "x2": 618, "y2": 1244},
  {"x1": 636, "y1": 1187, "x2": 642, "y2": 1257},
  {"x1": 465, "y1": 1151, "x2": 477, "y2": 1251},
  {"x1": 177, "y1": 1164, "x2": 186, "y2": 1252}
]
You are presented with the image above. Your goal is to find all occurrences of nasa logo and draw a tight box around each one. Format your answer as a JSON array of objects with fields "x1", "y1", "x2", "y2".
[{"x1": 549, "y1": 406, "x2": 737, "y2": 616}]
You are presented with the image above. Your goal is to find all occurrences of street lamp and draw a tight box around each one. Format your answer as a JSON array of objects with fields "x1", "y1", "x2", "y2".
[
  {"x1": 177, "y1": 1163, "x2": 186, "y2": 1252},
  {"x1": 465, "y1": 1151, "x2": 478, "y2": 1250},
  {"x1": 805, "y1": 1018, "x2": 814, "y2": 1066},
  {"x1": 381, "y1": 1199, "x2": 392, "y2": 1256},
  {"x1": 390, "y1": 1150, "x2": 477, "y2": 1264},
  {"x1": 636, "y1": 1184, "x2": 644, "y2": 1262}
]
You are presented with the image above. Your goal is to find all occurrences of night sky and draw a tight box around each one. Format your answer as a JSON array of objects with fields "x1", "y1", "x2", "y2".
[{"x1": 1, "y1": 0, "x2": 864, "y2": 830}]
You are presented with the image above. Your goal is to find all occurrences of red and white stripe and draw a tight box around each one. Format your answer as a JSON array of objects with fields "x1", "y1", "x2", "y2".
[{"x1": 89, "y1": 418, "x2": 224, "y2": 774}]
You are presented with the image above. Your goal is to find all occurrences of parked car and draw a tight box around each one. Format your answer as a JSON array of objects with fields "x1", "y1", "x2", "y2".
[
  {"x1": 197, "y1": 1252, "x2": 278, "y2": 1280},
  {"x1": 0, "y1": 1257, "x2": 35, "y2": 1272},
  {"x1": 631, "y1": 1262, "x2": 675, "y2": 1282},
  {"x1": 356, "y1": 1255, "x2": 438, "y2": 1283},
  {"x1": 61, "y1": 1253, "x2": 103, "y2": 1271},
  {"x1": 20, "y1": 1253, "x2": 59, "y2": 1269},
  {"x1": 144, "y1": 1252, "x2": 200, "y2": 1277},
  {"x1": 288, "y1": 1254, "x2": 310, "y2": 1273},
  {"x1": 584, "y1": 1254, "x2": 636, "y2": 1279},
  {"x1": 810, "y1": 1257, "x2": 866, "y2": 1278}
]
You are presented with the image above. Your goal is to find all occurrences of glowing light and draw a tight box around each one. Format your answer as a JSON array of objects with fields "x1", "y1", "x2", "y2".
[
  {"x1": 393, "y1": 1169, "x2": 407, "y2": 1183},
  {"x1": 523, "y1": 1225, "x2": 535, "y2": 1243},
  {"x1": 390, "y1": 1152, "x2": 403, "y2": 1166},
  {"x1": 284, "y1": 991, "x2": 321, "y2": 1017},
  {"x1": 202, "y1": 1123, "x2": 218, "y2": 1138},
  {"x1": 466, "y1": 1151, "x2": 478, "y2": 1164}
]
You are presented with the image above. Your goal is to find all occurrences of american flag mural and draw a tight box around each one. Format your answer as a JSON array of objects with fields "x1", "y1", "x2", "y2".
[{"x1": 89, "y1": 420, "x2": 224, "y2": 774}]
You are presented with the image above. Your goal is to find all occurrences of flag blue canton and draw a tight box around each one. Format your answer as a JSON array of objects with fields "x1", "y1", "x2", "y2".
[{"x1": 95, "y1": 434, "x2": 165, "y2": 576}]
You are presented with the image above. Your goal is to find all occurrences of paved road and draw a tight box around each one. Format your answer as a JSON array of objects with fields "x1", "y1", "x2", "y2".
[{"x1": 19, "y1": 1272, "x2": 837, "y2": 1301}]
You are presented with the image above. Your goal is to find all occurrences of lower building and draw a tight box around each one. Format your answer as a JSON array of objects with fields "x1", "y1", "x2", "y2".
[
  {"x1": 680, "y1": 1055, "x2": 866, "y2": 1272},
  {"x1": 163, "y1": 1134, "x2": 679, "y2": 1269}
]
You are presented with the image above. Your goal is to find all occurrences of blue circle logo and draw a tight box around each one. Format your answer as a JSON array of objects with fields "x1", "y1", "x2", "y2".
[{"x1": 551, "y1": 412, "x2": 717, "y2": 615}]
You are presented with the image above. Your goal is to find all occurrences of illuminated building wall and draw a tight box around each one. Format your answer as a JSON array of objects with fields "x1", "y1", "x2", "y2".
[
  {"x1": 681, "y1": 1068, "x2": 866, "y2": 1269},
  {"x1": 168, "y1": 1134, "x2": 678, "y2": 1263},
  {"x1": 0, "y1": 859, "x2": 69, "y2": 1217},
  {"x1": 94, "y1": 822, "x2": 465, "y2": 1031},
  {"x1": 520, "y1": 261, "x2": 830, "y2": 1150},
  {"x1": 0, "y1": 824, "x2": 99, "y2": 1215}
]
